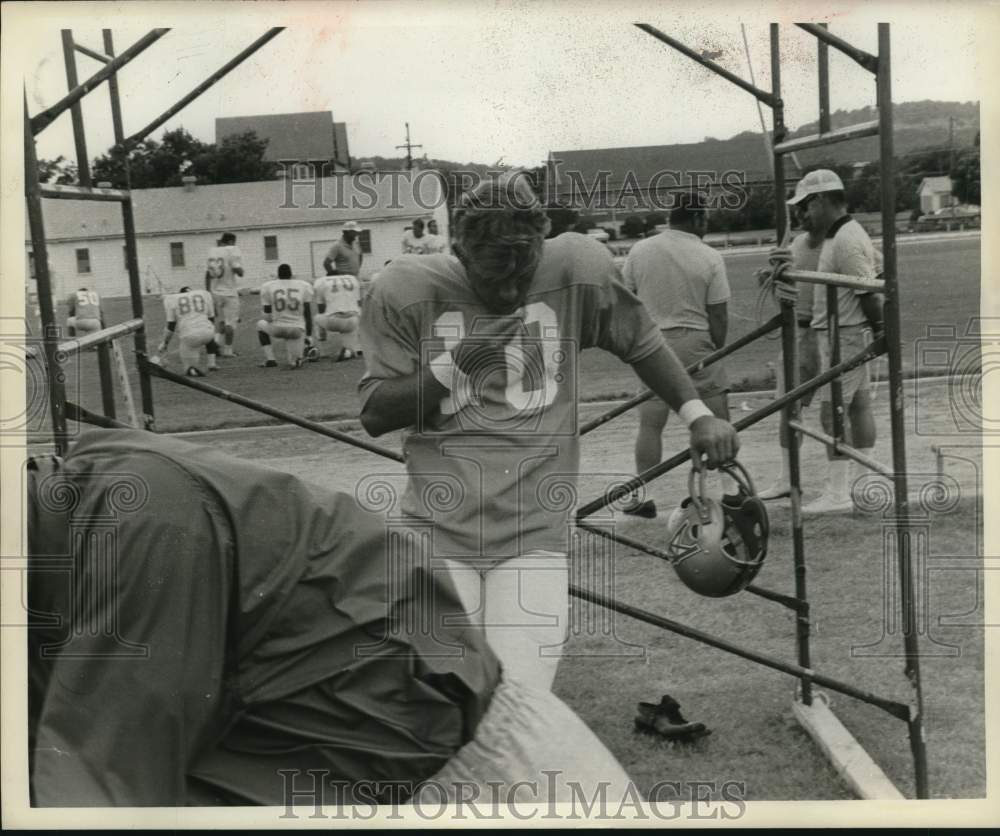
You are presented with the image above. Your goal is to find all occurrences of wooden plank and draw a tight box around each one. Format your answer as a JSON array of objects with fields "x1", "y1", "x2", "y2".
[
  {"x1": 110, "y1": 339, "x2": 139, "y2": 428},
  {"x1": 793, "y1": 695, "x2": 905, "y2": 800}
]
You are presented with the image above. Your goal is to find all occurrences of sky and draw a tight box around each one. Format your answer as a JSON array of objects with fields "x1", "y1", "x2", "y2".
[{"x1": 11, "y1": 1, "x2": 989, "y2": 170}]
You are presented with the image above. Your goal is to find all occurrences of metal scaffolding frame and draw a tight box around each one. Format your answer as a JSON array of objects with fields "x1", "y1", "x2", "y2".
[
  {"x1": 568, "y1": 20, "x2": 925, "y2": 799},
  {"x1": 25, "y1": 26, "x2": 284, "y2": 453},
  {"x1": 25, "y1": 22, "x2": 927, "y2": 800}
]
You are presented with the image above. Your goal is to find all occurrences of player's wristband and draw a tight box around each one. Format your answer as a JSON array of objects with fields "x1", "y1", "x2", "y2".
[
  {"x1": 679, "y1": 399, "x2": 714, "y2": 428},
  {"x1": 429, "y1": 352, "x2": 455, "y2": 391}
]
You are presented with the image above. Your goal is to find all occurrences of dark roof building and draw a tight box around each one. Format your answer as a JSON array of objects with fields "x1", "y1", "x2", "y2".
[{"x1": 216, "y1": 110, "x2": 351, "y2": 172}]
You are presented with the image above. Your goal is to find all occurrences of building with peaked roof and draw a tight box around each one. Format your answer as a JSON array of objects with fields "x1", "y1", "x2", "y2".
[
  {"x1": 216, "y1": 110, "x2": 351, "y2": 175},
  {"x1": 917, "y1": 176, "x2": 955, "y2": 214},
  {"x1": 26, "y1": 172, "x2": 449, "y2": 298}
]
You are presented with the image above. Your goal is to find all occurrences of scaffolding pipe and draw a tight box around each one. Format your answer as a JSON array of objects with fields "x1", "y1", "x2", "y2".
[
  {"x1": 575, "y1": 337, "x2": 885, "y2": 520},
  {"x1": 580, "y1": 315, "x2": 781, "y2": 436},
  {"x1": 796, "y1": 23, "x2": 879, "y2": 74},
  {"x1": 772, "y1": 119, "x2": 880, "y2": 155},
  {"x1": 877, "y1": 22, "x2": 928, "y2": 799},
  {"x1": 122, "y1": 28, "x2": 285, "y2": 148},
  {"x1": 634, "y1": 23, "x2": 777, "y2": 106},
  {"x1": 145, "y1": 360, "x2": 406, "y2": 463},
  {"x1": 30, "y1": 29, "x2": 169, "y2": 134},
  {"x1": 24, "y1": 95, "x2": 69, "y2": 454},
  {"x1": 61, "y1": 30, "x2": 91, "y2": 186},
  {"x1": 568, "y1": 583, "x2": 911, "y2": 721},
  {"x1": 788, "y1": 420, "x2": 895, "y2": 478}
]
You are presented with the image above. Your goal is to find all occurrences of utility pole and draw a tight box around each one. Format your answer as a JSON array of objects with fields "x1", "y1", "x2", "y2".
[
  {"x1": 948, "y1": 115, "x2": 955, "y2": 172},
  {"x1": 396, "y1": 122, "x2": 423, "y2": 171}
]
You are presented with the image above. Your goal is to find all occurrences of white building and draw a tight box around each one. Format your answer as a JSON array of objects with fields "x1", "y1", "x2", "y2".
[
  {"x1": 26, "y1": 171, "x2": 450, "y2": 299},
  {"x1": 917, "y1": 176, "x2": 955, "y2": 214}
]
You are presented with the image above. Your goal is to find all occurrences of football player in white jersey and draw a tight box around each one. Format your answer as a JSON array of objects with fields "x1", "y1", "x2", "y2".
[
  {"x1": 314, "y1": 271, "x2": 362, "y2": 361},
  {"x1": 359, "y1": 173, "x2": 740, "y2": 691},
  {"x1": 66, "y1": 287, "x2": 104, "y2": 338},
  {"x1": 205, "y1": 231, "x2": 244, "y2": 357},
  {"x1": 156, "y1": 286, "x2": 219, "y2": 376},
  {"x1": 257, "y1": 263, "x2": 314, "y2": 369}
]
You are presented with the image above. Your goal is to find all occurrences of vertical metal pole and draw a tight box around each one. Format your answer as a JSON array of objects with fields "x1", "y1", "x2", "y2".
[
  {"x1": 60, "y1": 31, "x2": 91, "y2": 187},
  {"x1": 104, "y1": 30, "x2": 155, "y2": 430},
  {"x1": 96, "y1": 343, "x2": 117, "y2": 419},
  {"x1": 24, "y1": 95, "x2": 69, "y2": 453},
  {"x1": 818, "y1": 24, "x2": 831, "y2": 134},
  {"x1": 772, "y1": 24, "x2": 812, "y2": 706},
  {"x1": 817, "y1": 24, "x2": 846, "y2": 448},
  {"x1": 877, "y1": 22, "x2": 928, "y2": 799}
]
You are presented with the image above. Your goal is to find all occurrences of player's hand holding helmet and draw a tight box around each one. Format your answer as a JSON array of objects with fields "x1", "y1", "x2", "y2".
[
  {"x1": 665, "y1": 461, "x2": 769, "y2": 597},
  {"x1": 688, "y1": 415, "x2": 739, "y2": 469}
]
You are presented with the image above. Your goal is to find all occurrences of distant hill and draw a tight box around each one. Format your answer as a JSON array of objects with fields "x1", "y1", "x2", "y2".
[{"x1": 358, "y1": 100, "x2": 979, "y2": 184}]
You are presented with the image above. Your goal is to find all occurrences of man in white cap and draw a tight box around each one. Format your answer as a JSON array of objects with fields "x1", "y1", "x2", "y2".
[
  {"x1": 757, "y1": 178, "x2": 823, "y2": 500},
  {"x1": 771, "y1": 169, "x2": 885, "y2": 514},
  {"x1": 324, "y1": 221, "x2": 364, "y2": 277}
]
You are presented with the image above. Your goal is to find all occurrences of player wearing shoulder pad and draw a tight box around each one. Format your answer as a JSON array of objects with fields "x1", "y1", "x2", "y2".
[
  {"x1": 257, "y1": 263, "x2": 314, "y2": 369},
  {"x1": 206, "y1": 231, "x2": 244, "y2": 357},
  {"x1": 66, "y1": 287, "x2": 104, "y2": 339},
  {"x1": 158, "y1": 286, "x2": 219, "y2": 376},
  {"x1": 314, "y1": 272, "x2": 362, "y2": 361},
  {"x1": 359, "y1": 172, "x2": 739, "y2": 691}
]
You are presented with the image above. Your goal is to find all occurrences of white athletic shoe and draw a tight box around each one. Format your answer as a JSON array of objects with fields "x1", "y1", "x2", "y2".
[{"x1": 758, "y1": 482, "x2": 791, "y2": 501}]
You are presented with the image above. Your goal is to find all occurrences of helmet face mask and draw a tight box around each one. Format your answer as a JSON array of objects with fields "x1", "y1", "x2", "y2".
[{"x1": 665, "y1": 463, "x2": 768, "y2": 597}]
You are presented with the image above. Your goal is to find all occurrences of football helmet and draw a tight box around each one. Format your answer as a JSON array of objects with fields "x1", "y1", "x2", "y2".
[{"x1": 665, "y1": 461, "x2": 769, "y2": 597}]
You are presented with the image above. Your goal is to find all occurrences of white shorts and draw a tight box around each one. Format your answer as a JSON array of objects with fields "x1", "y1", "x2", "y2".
[
  {"x1": 414, "y1": 673, "x2": 632, "y2": 806},
  {"x1": 315, "y1": 312, "x2": 359, "y2": 334},
  {"x1": 817, "y1": 324, "x2": 873, "y2": 402},
  {"x1": 259, "y1": 322, "x2": 304, "y2": 340},
  {"x1": 67, "y1": 317, "x2": 101, "y2": 335},
  {"x1": 178, "y1": 321, "x2": 215, "y2": 348},
  {"x1": 213, "y1": 294, "x2": 241, "y2": 326}
]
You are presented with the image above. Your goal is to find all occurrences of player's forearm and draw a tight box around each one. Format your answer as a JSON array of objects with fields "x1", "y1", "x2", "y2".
[
  {"x1": 360, "y1": 370, "x2": 448, "y2": 437},
  {"x1": 708, "y1": 317, "x2": 727, "y2": 350},
  {"x1": 630, "y1": 343, "x2": 700, "y2": 413}
]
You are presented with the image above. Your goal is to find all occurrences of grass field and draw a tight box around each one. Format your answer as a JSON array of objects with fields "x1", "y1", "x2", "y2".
[
  {"x1": 27, "y1": 233, "x2": 980, "y2": 434},
  {"x1": 165, "y1": 378, "x2": 985, "y2": 800}
]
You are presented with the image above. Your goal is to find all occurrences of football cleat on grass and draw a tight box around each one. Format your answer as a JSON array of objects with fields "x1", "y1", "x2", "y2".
[
  {"x1": 258, "y1": 360, "x2": 278, "y2": 368},
  {"x1": 185, "y1": 366, "x2": 205, "y2": 378},
  {"x1": 634, "y1": 695, "x2": 711, "y2": 742},
  {"x1": 336, "y1": 348, "x2": 357, "y2": 362},
  {"x1": 288, "y1": 358, "x2": 305, "y2": 370}
]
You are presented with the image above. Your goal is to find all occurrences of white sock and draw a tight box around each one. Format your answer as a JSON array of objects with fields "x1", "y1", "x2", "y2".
[{"x1": 263, "y1": 345, "x2": 276, "y2": 362}]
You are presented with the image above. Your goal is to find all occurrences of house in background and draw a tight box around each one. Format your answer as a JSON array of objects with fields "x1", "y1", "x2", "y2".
[
  {"x1": 25, "y1": 171, "x2": 449, "y2": 299},
  {"x1": 918, "y1": 176, "x2": 956, "y2": 213},
  {"x1": 216, "y1": 110, "x2": 351, "y2": 178}
]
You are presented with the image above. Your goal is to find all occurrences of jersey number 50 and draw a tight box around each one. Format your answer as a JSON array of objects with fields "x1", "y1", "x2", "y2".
[{"x1": 433, "y1": 302, "x2": 561, "y2": 415}]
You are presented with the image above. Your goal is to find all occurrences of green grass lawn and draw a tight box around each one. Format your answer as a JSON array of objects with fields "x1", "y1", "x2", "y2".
[{"x1": 27, "y1": 235, "x2": 979, "y2": 434}]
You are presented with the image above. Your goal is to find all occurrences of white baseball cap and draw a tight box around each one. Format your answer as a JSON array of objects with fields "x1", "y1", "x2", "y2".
[
  {"x1": 787, "y1": 169, "x2": 845, "y2": 205},
  {"x1": 342, "y1": 220, "x2": 361, "y2": 232}
]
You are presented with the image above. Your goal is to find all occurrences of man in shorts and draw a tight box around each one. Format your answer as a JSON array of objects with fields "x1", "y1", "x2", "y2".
[
  {"x1": 157, "y1": 285, "x2": 219, "y2": 377},
  {"x1": 621, "y1": 193, "x2": 732, "y2": 518},
  {"x1": 65, "y1": 287, "x2": 104, "y2": 338},
  {"x1": 205, "y1": 232, "x2": 244, "y2": 357},
  {"x1": 775, "y1": 169, "x2": 885, "y2": 514},
  {"x1": 314, "y1": 271, "x2": 362, "y2": 361},
  {"x1": 358, "y1": 173, "x2": 739, "y2": 691},
  {"x1": 257, "y1": 263, "x2": 314, "y2": 369},
  {"x1": 27, "y1": 429, "x2": 632, "y2": 806}
]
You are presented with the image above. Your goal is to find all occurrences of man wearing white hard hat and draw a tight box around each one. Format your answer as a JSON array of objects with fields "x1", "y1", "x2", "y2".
[
  {"x1": 323, "y1": 220, "x2": 364, "y2": 278},
  {"x1": 772, "y1": 169, "x2": 884, "y2": 514}
]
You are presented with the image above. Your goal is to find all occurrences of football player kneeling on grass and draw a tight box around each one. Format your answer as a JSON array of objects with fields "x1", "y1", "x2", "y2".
[
  {"x1": 257, "y1": 263, "x2": 314, "y2": 370},
  {"x1": 27, "y1": 429, "x2": 632, "y2": 807},
  {"x1": 156, "y1": 285, "x2": 219, "y2": 377}
]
